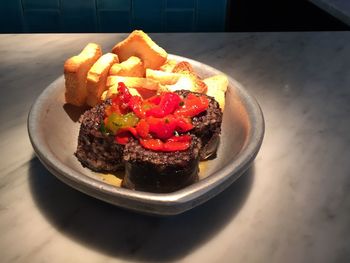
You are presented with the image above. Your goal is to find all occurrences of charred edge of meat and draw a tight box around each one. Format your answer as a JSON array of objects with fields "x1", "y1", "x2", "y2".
[
  {"x1": 175, "y1": 90, "x2": 223, "y2": 160},
  {"x1": 122, "y1": 136, "x2": 201, "y2": 193},
  {"x1": 75, "y1": 100, "x2": 125, "y2": 172}
]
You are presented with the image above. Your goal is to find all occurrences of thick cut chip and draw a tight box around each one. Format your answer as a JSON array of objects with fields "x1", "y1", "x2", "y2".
[
  {"x1": 112, "y1": 30, "x2": 167, "y2": 69},
  {"x1": 109, "y1": 56, "x2": 145, "y2": 77},
  {"x1": 86, "y1": 53, "x2": 119, "y2": 107},
  {"x1": 102, "y1": 84, "x2": 156, "y2": 101},
  {"x1": 64, "y1": 43, "x2": 102, "y2": 106},
  {"x1": 107, "y1": 76, "x2": 160, "y2": 90},
  {"x1": 172, "y1": 61, "x2": 195, "y2": 74},
  {"x1": 171, "y1": 61, "x2": 207, "y2": 93},
  {"x1": 159, "y1": 59, "x2": 177, "y2": 72},
  {"x1": 203, "y1": 75, "x2": 228, "y2": 111},
  {"x1": 167, "y1": 73, "x2": 207, "y2": 94},
  {"x1": 146, "y1": 69, "x2": 181, "y2": 85}
]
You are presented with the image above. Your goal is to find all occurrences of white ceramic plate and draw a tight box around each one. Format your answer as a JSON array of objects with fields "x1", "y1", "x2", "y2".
[{"x1": 28, "y1": 55, "x2": 264, "y2": 215}]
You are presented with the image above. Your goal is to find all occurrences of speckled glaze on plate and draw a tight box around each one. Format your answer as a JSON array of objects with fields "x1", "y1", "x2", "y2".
[{"x1": 27, "y1": 55, "x2": 264, "y2": 216}]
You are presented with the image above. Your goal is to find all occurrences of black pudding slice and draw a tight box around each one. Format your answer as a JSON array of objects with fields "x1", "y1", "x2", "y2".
[
  {"x1": 75, "y1": 100, "x2": 124, "y2": 172},
  {"x1": 175, "y1": 90, "x2": 223, "y2": 160},
  {"x1": 122, "y1": 135, "x2": 202, "y2": 193}
]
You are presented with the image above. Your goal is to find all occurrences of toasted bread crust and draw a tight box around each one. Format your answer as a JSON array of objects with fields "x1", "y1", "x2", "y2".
[
  {"x1": 102, "y1": 84, "x2": 156, "y2": 101},
  {"x1": 109, "y1": 56, "x2": 145, "y2": 77},
  {"x1": 64, "y1": 43, "x2": 102, "y2": 106},
  {"x1": 172, "y1": 61, "x2": 195, "y2": 74},
  {"x1": 145, "y1": 69, "x2": 181, "y2": 85},
  {"x1": 112, "y1": 30, "x2": 167, "y2": 69},
  {"x1": 107, "y1": 76, "x2": 160, "y2": 90},
  {"x1": 203, "y1": 75, "x2": 228, "y2": 111},
  {"x1": 171, "y1": 61, "x2": 207, "y2": 93},
  {"x1": 159, "y1": 59, "x2": 177, "y2": 72},
  {"x1": 86, "y1": 53, "x2": 119, "y2": 107}
]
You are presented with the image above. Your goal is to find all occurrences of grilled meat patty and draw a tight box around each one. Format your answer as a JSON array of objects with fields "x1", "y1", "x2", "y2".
[
  {"x1": 175, "y1": 90, "x2": 222, "y2": 159},
  {"x1": 75, "y1": 90, "x2": 223, "y2": 192},
  {"x1": 75, "y1": 100, "x2": 124, "y2": 172},
  {"x1": 122, "y1": 135, "x2": 201, "y2": 193}
]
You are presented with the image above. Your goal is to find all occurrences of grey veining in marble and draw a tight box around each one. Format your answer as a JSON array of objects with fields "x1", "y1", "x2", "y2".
[{"x1": 1, "y1": 32, "x2": 350, "y2": 262}]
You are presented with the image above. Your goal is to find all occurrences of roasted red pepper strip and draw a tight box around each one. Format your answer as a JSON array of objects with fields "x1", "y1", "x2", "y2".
[
  {"x1": 168, "y1": 134, "x2": 192, "y2": 142},
  {"x1": 175, "y1": 93, "x2": 209, "y2": 117},
  {"x1": 115, "y1": 133, "x2": 130, "y2": 145},
  {"x1": 175, "y1": 117, "x2": 193, "y2": 132},
  {"x1": 147, "y1": 95, "x2": 161, "y2": 105},
  {"x1": 128, "y1": 96, "x2": 145, "y2": 118},
  {"x1": 146, "y1": 92, "x2": 181, "y2": 117},
  {"x1": 104, "y1": 85, "x2": 210, "y2": 151},
  {"x1": 115, "y1": 127, "x2": 138, "y2": 145},
  {"x1": 111, "y1": 82, "x2": 133, "y2": 114},
  {"x1": 140, "y1": 138, "x2": 163, "y2": 151},
  {"x1": 162, "y1": 141, "x2": 190, "y2": 152},
  {"x1": 163, "y1": 135, "x2": 191, "y2": 151},
  {"x1": 146, "y1": 115, "x2": 193, "y2": 140},
  {"x1": 135, "y1": 119, "x2": 149, "y2": 139},
  {"x1": 147, "y1": 116, "x2": 176, "y2": 140},
  {"x1": 117, "y1": 82, "x2": 132, "y2": 103},
  {"x1": 118, "y1": 127, "x2": 138, "y2": 137},
  {"x1": 140, "y1": 135, "x2": 191, "y2": 151}
]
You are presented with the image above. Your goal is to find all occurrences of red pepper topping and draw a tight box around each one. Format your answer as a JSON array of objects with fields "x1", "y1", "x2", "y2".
[
  {"x1": 162, "y1": 140, "x2": 190, "y2": 152},
  {"x1": 146, "y1": 115, "x2": 193, "y2": 140},
  {"x1": 147, "y1": 95, "x2": 161, "y2": 105},
  {"x1": 114, "y1": 127, "x2": 138, "y2": 145},
  {"x1": 175, "y1": 117, "x2": 193, "y2": 132},
  {"x1": 104, "y1": 84, "x2": 209, "y2": 152},
  {"x1": 139, "y1": 138, "x2": 163, "y2": 151},
  {"x1": 140, "y1": 135, "x2": 191, "y2": 152},
  {"x1": 135, "y1": 119, "x2": 150, "y2": 139},
  {"x1": 128, "y1": 96, "x2": 144, "y2": 118},
  {"x1": 168, "y1": 134, "x2": 192, "y2": 142},
  {"x1": 115, "y1": 132, "x2": 130, "y2": 145},
  {"x1": 147, "y1": 116, "x2": 176, "y2": 140},
  {"x1": 175, "y1": 93, "x2": 209, "y2": 117},
  {"x1": 146, "y1": 92, "x2": 181, "y2": 118},
  {"x1": 111, "y1": 82, "x2": 132, "y2": 114}
]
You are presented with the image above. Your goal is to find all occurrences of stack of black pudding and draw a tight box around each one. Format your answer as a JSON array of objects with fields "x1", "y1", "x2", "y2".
[{"x1": 75, "y1": 90, "x2": 223, "y2": 193}]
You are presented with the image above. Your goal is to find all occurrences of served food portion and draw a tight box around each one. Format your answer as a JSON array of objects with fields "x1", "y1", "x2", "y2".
[{"x1": 64, "y1": 30, "x2": 228, "y2": 193}]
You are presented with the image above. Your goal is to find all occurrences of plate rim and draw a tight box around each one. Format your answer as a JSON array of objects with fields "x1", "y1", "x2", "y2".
[{"x1": 28, "y1": 54, "x2": 265, "y2": 215}]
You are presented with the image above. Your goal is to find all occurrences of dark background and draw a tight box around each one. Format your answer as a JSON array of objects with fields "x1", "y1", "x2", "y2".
[
  {"x1": 227, "y1": 0, "x2": 349, "y2": 31},
  {"x1": 0, "y1": 0, "x2": 349, "y2": 33}
]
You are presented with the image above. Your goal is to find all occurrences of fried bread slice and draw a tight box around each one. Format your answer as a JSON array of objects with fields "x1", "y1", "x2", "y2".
[
  {"x1": 86, "y1": 53, "x2": 119, "y2": 106},
  {"x1": 146, "y1": 69, "x2": 181, "y2": 85},
  {"x1": 170, "y1": 61, "x2": 207, "y2": 93},
  {"x1": 101, "y1": 84, "x2": 156, "y2": 101},
  {"x1": 203, "y1": 75, "x2": 228, "y2": 111},
  {"x1": 159, "y1": 59, "x2": 177, "y2": 72},
  {"x1": 109, "y1": 56, "x2": 145, "y2": 77},
  {"x1": 64, "y1": 43, "x2": 102, "y2": 106},
  {"x1": 107, "y1": 76, "x2": 160, "y2": 90},
  {"x1": 112, "y1": 30, "x2": 167, "y2": 69}
]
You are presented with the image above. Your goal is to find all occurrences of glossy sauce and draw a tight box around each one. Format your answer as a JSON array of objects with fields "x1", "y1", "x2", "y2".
[{"x1": 97, "y1": 161, "x2": 208, "y2": 187}]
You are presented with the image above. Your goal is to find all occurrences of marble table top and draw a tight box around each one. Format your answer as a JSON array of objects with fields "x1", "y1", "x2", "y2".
[
  {"x1": 1, "y1": 32, "x2": 350, "y2": 263},
  {"x1": 310, "y1": 0, "x2": 350, "y2": 25}
]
